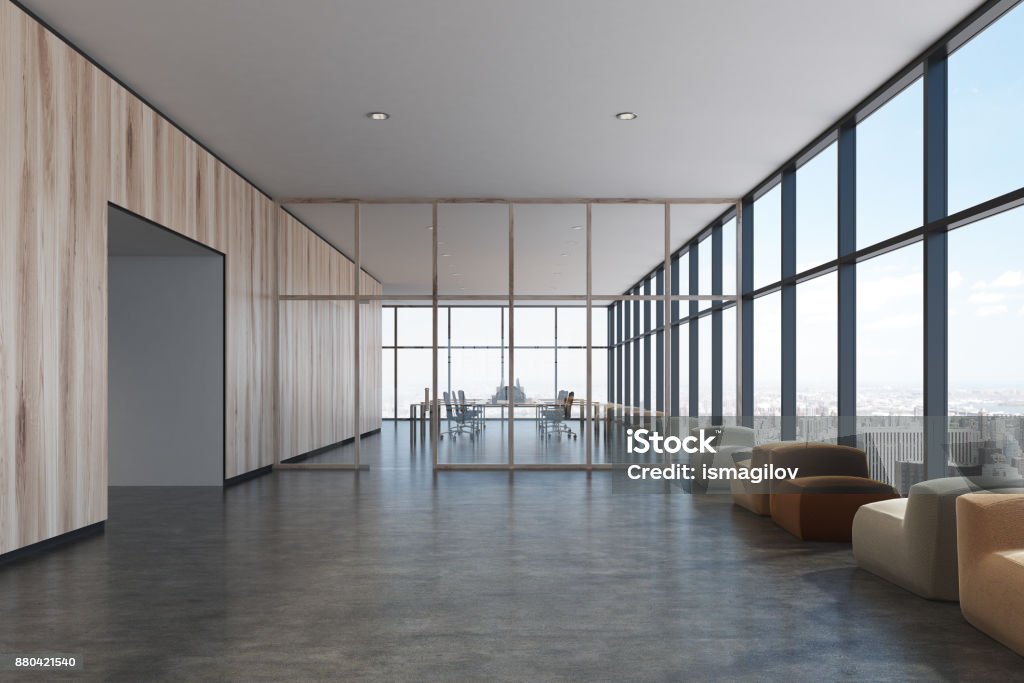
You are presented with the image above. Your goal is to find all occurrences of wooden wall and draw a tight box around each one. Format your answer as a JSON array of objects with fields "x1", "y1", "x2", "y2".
[
  {"x1": 278, "y1": 217, "x2": 382, "y2": 459},
  {"x1": 0, "y1": 1, "x2": 381, "y2": 555}
]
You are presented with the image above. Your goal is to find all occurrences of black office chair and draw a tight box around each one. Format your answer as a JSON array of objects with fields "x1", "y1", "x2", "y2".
[
  {"x1": 442, "y1": 391, "x2": 475, "y2": 441},
  {"x1": 544, "y1": 391, "x2": 576, "y2": 440},
  {"x1": 457, "y1": 390, "x2": 483, "y2": 432}
]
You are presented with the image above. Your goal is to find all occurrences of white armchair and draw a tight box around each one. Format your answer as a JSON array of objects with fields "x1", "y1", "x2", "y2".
[
  {"x1": 852, "y1": 476, "x2": 1024, "y2": 601},
  {"x1": 688, "y1": 425, "x2": 755, "y2": 492}
]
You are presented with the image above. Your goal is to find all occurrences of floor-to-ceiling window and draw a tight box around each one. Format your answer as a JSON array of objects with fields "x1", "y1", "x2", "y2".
[
  {"x1": 795, "y1": 273, "x2": 837, "y2": 440},
  {"x1": 944, "y1": 3, "x2": 1024, "y2": 483},
  {"x1": 385, "y1": 305, "x2": 610, "y2": 420}
]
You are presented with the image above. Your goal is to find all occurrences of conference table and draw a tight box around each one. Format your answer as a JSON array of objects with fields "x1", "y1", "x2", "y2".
[{"x1": 409, "y1": 398, "x2": 605, "y2": 444}]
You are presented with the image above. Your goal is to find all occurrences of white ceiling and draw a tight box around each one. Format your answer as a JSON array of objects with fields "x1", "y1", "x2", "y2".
[{"x1": 24, "y1": 0, "x2": 981, "y2": 291}]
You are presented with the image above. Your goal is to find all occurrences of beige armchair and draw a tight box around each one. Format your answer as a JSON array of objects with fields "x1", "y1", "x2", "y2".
[
  {"x1": 853, "y1": 477, "x2": 1024, "y2": 601},
  {"x1": 956, "y1": 493, "x2": 1024, "y2": 656}
]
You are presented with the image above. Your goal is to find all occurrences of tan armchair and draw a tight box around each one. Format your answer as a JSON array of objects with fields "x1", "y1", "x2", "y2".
[{"x1": 956, "y1": 493, "x2": 1024, "y2": 656}]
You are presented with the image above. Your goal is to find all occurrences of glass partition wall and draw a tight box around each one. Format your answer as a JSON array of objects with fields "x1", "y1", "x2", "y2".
[
  {"x1": 424, "y1": 200, "x2": 736, "y2": 470},
  {"x1": 281, "y1": 199, "x2": 738, "y2": 470}
]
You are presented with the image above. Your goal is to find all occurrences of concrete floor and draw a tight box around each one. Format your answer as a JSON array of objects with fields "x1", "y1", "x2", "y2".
[{"x1": 1, "y1": 422, "x2": 1021, "y2": 681}]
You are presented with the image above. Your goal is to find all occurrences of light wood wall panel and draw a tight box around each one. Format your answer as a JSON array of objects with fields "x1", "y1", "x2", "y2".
[
  {"x1": 0, "y1": 1, "x2": 382, "y2": 555},
  {"x1": 278, "y1": 217, "x2": 382, "y2": 459},
  {"x1": 360, "y1": 272, "x2": 383, "y2": 433},
  {"x1": 1, "y1": 5, "x2": 110, "y2": 555}
]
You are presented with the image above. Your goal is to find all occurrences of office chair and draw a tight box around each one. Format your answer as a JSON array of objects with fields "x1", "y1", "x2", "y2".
[
  {"x1": 540, "y1": 390, "x2": 567, "y2": 433},
  {"x1": 442, "y1": 391, "x2": 475, "y2": 441},
  {"x1": 457, "y1": 390, "x2": 483, "y2": 432},
  {"x1": 543, "y1": 391, "x2": 577, "y2": 440}
]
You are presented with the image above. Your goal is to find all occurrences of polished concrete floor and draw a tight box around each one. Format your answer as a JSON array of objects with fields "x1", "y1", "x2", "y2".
[
  {"x1": 303, "y1": 417, "x2": 650, "y2": 465},
  {"x1": 1, "y1": 422, "x2": 1021, "y2": 681}
]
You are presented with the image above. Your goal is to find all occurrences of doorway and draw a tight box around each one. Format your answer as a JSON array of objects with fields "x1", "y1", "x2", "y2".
[{"x1": 107, "y1": 205, "x2": 225, "y2": 485}]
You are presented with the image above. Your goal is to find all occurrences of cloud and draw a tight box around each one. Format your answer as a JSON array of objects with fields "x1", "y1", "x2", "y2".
[
  {"x1": 949, "y1": 271, "x2": 964, "y2": 289},
  {"x1": 863, "y1": 313, "x2": 924, "y2": 333},
  {"x1": 968, "y1": 270, "x2": 1024, "y2": 292},
  {"x1": 977, "y1": 304, "x2": 1009, "y2": 318},
  {"x1": 992, "y1": 271, "x2": 1024, "y2": 289},
  {"x1": 857, "y1": 272, "x2": 923, "y2": 314},
  {"x1": 968, "y1": 291, "x2": 1006, "y2": 305}
]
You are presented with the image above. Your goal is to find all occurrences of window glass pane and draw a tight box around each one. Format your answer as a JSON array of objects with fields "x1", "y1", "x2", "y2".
[
  {"x1": 722, "y1": 307, "x2": 736, "y2": 418},
  {"x1": 857, "y1": 80, "x2": 923, "y2": 248},
  {"x1": 636, "y1": 295, "x2": 644, "y2": 337},
  {"x1": 624, "y1": 297, "x2": 631, "y2": 340},
  {"x1": 754, "y1": 185, "x2": 782, "y2": 289},
  {"x1": 592, "y1": 307, "x2": 608, "y2": 347},
  {"x1": 722, "y1": 219, "x2": 736, "y2": 295},
  {"x1": 857, "y1": 245, "x2": 923, "y2": 413},
  {"x1": 515, "y1": 204, "x2": 586, "y2": 296},
  {"x1": 630, "y1": 339, "x2": 638, "y2": 409},
  {"x1": 698, "y1": 235, "x2": 713, "y2": 310},
  {"x1": 672, "y1": 252, "x2": 689, "y2": 322},
  {"x1": 396, "y1": 348, "x2": 434, "y2": 415},
  {"x1": 557, "y1": 307, "x2": 586, "y2": 346},
  {"x1": 397, "y1": 307, "x2": 446, "y2": 346},
  {"x1": 382, "y1": 348, "x2": 395, "y2": 419},
  {"x1": 591, "y1": 348, "x2": 608, "y2": 404},
  {"x1": 796, "y1": 273, "x2": 838, "y2": 440},
  {"x1": 512, "y1": 349, "x2": 555, "y2": 406},
  {"x1": 382, "y1": 306, "x2": 395, "y2": 346},
  {"x1": 949, "y1": 207, "x2": 1024, "y2": 411},
  {"x1": 754, "y1": 292, "x2": 781, "y2": 417},
  {"x1": 698, "y1": 316, "x2": 712, "y2": 416},
  {"x1": 592, "y1": 204, "x2": 664, "y2": 296},
  {"x1": 450, "y1": 349, "x2": 503, "y2": 401},
  {"x1": 438, "y1": 203, "x2": 507, "y2": 295},
  {"x1": 513, "y1": 307, "x2": 554, "y2": 346},
  {"x1": 653, "y1": 329, "x2": 663, "y2": 411},
  {"x1": 677, "y1": 322, "x2": 689, "y2": 417},
  {"x1": 558, "y1": 349, "x2": 586, "y2": 400},
  {"x1": 796, "y1": 142, "x2": 838, "y2": 271},
  {"x1": 618, "y1": 342, "x2": 626, "y2": 405},
  {"x1": 450, "y1": 307, "x2": 499, "y2": 346},
  {"x1": 949, "y1": 4, "x2": 1024, "y2": 214},
  {"x1": 857, "y1": 244, "x2": 923, "y2": 486}
]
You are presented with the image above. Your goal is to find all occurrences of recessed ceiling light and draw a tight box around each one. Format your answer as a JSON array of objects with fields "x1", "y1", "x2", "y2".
[
  {"x1": 451, "y1": 273, "x2": 462, "y2": 277},
  {"x1": 441, "y1": 253, "x2": 451, "y2": 257},
  {"x1": 571, "y1": 225, "x2": 584, "y2": 231},
  {"x1": 425, "y1": 225, "x2": 434, "y2": 230},
  {"x1": 367, "y1": 112, "x2": 390, "y2": 120},
  {"x1": 559, "y1": 252, "x2": 568, "y2": 257},
  {"x1": 615, "y1": 112, "x2": 638, "y2": 120}
]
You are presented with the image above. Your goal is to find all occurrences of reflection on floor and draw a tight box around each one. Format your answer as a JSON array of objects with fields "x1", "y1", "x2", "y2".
[
  {"x1": 299, "y1": 419, "x2": 641, "y2": 465},
  {"x1": 1, "y1": 421, "x2": 1020, "y2": 680}
]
